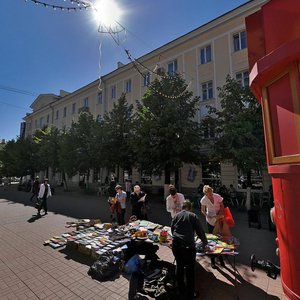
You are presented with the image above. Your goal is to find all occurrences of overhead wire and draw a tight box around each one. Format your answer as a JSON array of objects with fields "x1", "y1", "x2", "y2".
[{"x1": 0, "y1": 84, "x2": 38, "y2": 97}]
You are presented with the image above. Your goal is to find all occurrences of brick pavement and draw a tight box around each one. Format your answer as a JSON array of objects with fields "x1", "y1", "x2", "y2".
[{"x1": 0, "y1": 185, "x2": 288, "y2": 299}]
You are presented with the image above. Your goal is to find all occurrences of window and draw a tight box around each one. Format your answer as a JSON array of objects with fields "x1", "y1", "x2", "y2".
[
  {"x1": 200, "y1": 105, "x2": 209, "y2": 118},
  {"x1": 96, "y1": 114, "x2": 102, "y2": 122},
  {"x1": 83, "y1": 97, "x2": 89, "y2": 107},
  {"x1": 200, "y1": 45, "x2": 212, "y2": 64},
  {"x1": 46, "y1": 114, "x2": 50, "y2": 123},
  {"x1": 168, "y1": 60, "x2": 178, "y2": 75},
  {"x1": 72, "y1": 103, "x2": 76, "y2": 114},
  {"x1": 143, "y1": 72, "x2": 151, "y2": 86},
  {"x1": 111, "y1": 85, "x2": 116, "y2": 99},
  {"x1": 56, "y1": 110, "x2": 59, "y2": 120},
  {"x1": 63, "y1": 107, "x2": 67, "y2": 117},
  {"x1": 34, "y1": 119, "x2": 38, "y2": 128},
  {"x1": 97, "y1": 92, "x2": 103, "y2": 104},
  {"x1": 202, "y1": 81, "x2": 213, "y2": 100},
  {"x1": 233, "y1": 30, "x2": 247, "y2": 52},
  {"x1": 125, "y1": 79, "x2": 132, "y2": 93},
  {"x1": 39, "y1": 117, "x2": 45, "y2": 128},
  {"x1": 236, "y1": 70, "x2": 249, "y2": 87}
]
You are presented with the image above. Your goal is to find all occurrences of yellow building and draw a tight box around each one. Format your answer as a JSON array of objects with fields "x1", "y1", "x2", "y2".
[{"x1": 22, "y1": 0, "x2": 270, "y2": 192}]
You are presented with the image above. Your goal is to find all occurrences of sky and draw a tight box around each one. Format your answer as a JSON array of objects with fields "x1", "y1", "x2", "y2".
[{"x1": 0, "y1": 0, "x2": 250, "y2": 141}]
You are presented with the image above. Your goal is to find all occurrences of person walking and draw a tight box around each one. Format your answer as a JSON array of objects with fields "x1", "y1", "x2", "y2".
[
  {"x1": 30, "y1": 176, "x2": 40, "y2": 202},
  {"x1": 37, "y1": 178, "x2": 51, "y2": 216},
  {"x1": 166, "y1": 185, "x2": 185, "y2": 218},
  {"x1": 171, "y1": 200, "x2": 208, "y2": 299},
  {"x1": 200, "y1": 184, "x2": 225, "y2": 268}
]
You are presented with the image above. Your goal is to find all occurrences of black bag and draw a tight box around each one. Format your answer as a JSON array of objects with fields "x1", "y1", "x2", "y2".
[
  {"x1": 35, "y1": 198, "x2": 42, "y2": 209},
  {"x1": 88, "y1": 251, "x2": 120, "y2": 281}
]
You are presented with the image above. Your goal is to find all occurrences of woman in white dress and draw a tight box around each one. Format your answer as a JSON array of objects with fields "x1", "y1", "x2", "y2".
[{"x1": 200, "y1": 185, "x2": 225, "y2": 268}]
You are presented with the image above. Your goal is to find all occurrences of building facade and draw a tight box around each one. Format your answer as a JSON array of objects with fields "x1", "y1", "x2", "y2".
[{"x1": 22, "y1": 0, "x2": 270, "y2": 192}]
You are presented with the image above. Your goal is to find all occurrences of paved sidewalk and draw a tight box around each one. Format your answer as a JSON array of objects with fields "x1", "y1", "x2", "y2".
[{"x1": 0, "y1": 186, "x2": 288, "y2": 299}]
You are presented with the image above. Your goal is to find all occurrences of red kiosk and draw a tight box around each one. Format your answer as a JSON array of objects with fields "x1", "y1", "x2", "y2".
[{"x1": 246, "y1": 0, "x2": 300, "y2": 299}]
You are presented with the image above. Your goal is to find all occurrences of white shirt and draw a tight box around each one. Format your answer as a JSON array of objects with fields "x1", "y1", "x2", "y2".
[
  {"x1": 38, "y1": 183, "x2": 52, "y2": 199},
  {"x1": 166, "y1": 193, "x2": 185, "y2": 218},
  {"x1": 115, "y1": 190, "x2": 127, "y2": 209},
  {"x1": 200, "y1": 193, "x2": 223, "y2": 226}
]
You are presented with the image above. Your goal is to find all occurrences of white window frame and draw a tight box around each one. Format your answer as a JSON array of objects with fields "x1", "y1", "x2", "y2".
[
  {"x1": 167, "y1": 59, "x2": 178, "y2": 75},
  {"x1": 233, "y1": 30, "x2": 247, "y2": 52},
  {"x1": 97, "y1": 91, "x2": 103, "y2": 104},
  {"x1": 111, "y1": 85, "x2": 116, "y2": 99},
  {"x1": 200, "y1": 45, "x2": 212, "y2": 64},
  {"x1": 143, "y1": 72, "x2": 151, "y2": 87},
  {"x1": 125, "y1": 79, "x2": 132, "y2": 93},
  {"x1": 96, "y1": 114, "x2": 102, "y2": 122},
  {"x1": 236, "y1": 70, "x2": 249, "y2": 87},
  {"x1": 63, "y1": 107, "x2": 67, "y2": 118},
  {"x1": 201, "y1": 81, "x2": 213, "y2": 101},
  {"x1": 83, "y1": 97, "x2": 89, "y2": 108}
]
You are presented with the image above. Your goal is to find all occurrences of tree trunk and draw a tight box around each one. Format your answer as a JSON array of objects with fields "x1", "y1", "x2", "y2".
[
  {"x1": 62, "y1": 171, "x2": 69, "y2": 191},
  {"x1": 247, "y1": 170, "x2": 252, "y2": 187},
  {"x1": 164, "y1": 167, "x2": 171, "y2": 184},
  {"x1": 86, "y1": 170, "x2": 90, "y2": 189}
]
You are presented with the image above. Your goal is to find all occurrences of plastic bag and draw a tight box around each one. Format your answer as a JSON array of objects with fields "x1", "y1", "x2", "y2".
[
  {"x1": 224, "y1": 207, "x2": 235, "y2": 227},
  {"x1": 124, "y1": 254, "x2": 143, "y2": 274}
]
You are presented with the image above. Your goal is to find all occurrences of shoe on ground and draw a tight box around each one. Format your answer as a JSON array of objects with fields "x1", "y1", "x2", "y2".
[
  {"x1": 211, "y1": 262, "x2": 217, "y2": 269},
  {"x1": 220, "y1": 260, "x2": 225, "y2": 267},
  {"x1": 44, "y1": 212, "x2": 48, "y2": 215}
]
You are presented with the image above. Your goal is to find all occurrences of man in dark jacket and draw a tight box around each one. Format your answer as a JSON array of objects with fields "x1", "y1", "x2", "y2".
[
  {"x1": 30, "y1": 176, "x2": 40, "y2": 202},
  {"x1": 171, "y1": 200, "x2": 208, "y2": 299}
]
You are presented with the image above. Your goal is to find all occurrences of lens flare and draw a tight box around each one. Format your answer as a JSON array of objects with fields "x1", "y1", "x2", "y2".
[{"x1": 93, "y1": 0, "x2": 122, "y2": 28}]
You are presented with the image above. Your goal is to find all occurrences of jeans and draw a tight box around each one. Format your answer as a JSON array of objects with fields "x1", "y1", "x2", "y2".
[
  {"x1": 38, "y1": 197, "x2": 48, "y2": 214},
  {"x1": 172, "y1": 242, "x2": 196, "y2": 296}
]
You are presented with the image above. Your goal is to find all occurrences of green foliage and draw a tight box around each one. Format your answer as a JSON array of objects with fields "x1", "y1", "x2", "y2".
[
  {"x1": 200, "y1": 75, "x2": 266, "y2": 177},
  {"x1": 134, "y1": 74, "x2": 202, "y2": 182},
  {"x1": 101, "y1": 93, "x2": 134, "y2": 174},
  {"x1": 60, "y1": 112, "x2": 99, "y2": 179},
  {"x1": 0, "y1": 138, "x2": 37, "y2": 177},
  {"x1": 33, "y1": 126, "x2": 61, "y2": 175}
]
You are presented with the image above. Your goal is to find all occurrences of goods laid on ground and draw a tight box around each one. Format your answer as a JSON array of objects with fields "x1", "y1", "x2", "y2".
[
  {"x1": 44, "y1": 219, "x2": 172, "y2": 259},
  {"x1": 44, "y1": 219, "x2": 239, "y2": 299}
]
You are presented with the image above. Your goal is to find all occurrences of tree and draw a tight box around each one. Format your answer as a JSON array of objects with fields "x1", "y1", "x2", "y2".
[
  {"x1": 59, "y1": 112, "x2": 99, "y2": 188},
  {"x1": 134, "y1": 73, "x2": 202, "y2": 185},
  {"x1": 33, "y1": 126, "x2": 61, "y2": 178},
  {"x1": 0, "y1": 138, "x2": 38, "y2": 178},
  {"x1": 101, "y1": 93, "x2": 134, "y2": 180},
  {"x1": 200, "y1": 75, "x2": 266, "y2": 185}
]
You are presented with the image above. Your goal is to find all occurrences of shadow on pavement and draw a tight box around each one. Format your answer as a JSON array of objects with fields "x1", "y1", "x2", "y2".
[
  {"x1": 59, "y1": 247, "x2": 95, "y2": 267},
  {"x1": 195, "y1": 263, "x2": 280, "y2": 300},
  {"x1": 27, "y1": 214, "x2": 42, "y2": 223}
]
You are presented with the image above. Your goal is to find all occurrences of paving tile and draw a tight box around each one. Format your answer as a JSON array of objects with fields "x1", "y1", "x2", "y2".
[{"x1": 0, "y1": 189, "x2": 289, "y2": 300}]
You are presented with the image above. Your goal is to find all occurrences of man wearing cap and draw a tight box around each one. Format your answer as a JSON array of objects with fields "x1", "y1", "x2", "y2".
[
  {"x1": 37, "y1": 178, "x2": 51, "y2": 216},
  {"x1": 30, "y1": 176, "x2": 40, "y2": 202}
]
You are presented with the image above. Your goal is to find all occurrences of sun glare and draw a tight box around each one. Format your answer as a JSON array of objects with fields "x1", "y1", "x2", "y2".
[{"x1": 93, "y1": 0, "x2": 122, "y2": 28}]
